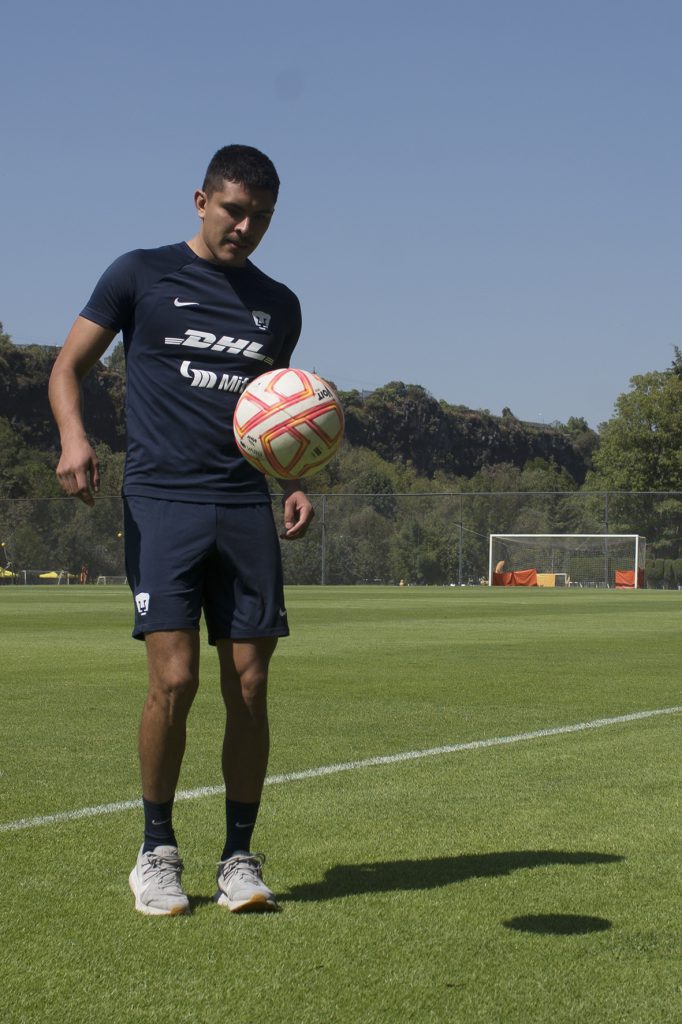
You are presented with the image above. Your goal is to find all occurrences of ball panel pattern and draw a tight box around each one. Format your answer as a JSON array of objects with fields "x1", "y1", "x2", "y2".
[{"x1": 233, "y1": 369, "x2": 344, "y2": 479}]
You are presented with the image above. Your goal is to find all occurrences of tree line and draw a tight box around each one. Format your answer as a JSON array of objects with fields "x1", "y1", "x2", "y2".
[{"x1": 1, "y1": 326, "x2": 681, "y2": 584}]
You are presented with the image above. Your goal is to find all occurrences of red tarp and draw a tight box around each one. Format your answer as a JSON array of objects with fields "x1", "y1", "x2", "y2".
[
  {"x1": 615, "y1": 569, "x2": 645, "y2": 589},
  {"x1": 492, "y1": 569, "x2": 538, "y2": 587}
]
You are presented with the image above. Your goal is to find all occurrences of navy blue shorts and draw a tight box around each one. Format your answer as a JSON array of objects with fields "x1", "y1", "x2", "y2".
[{"x1": 123, "y1": 496, "x2": 289, "y2": 644}]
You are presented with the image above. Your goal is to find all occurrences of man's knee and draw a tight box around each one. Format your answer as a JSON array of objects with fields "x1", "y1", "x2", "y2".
[
  {"x1": 239, "y1": 670, "x2": 269, "y2": 717},
  {"x1": 146, "y1": 668, "x2": 198, "y2": 710},
  {"x1": 220, "y1": 638, "x2": 275, "y2": 717},
  {"x1": 145, "y1": 630, "x2": 200, "y2": 716}
]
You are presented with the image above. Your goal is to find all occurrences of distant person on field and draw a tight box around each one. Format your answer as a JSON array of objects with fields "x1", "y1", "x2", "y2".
[{"x1": 49, "y1": 145, "x2": 313, "y2": 916}]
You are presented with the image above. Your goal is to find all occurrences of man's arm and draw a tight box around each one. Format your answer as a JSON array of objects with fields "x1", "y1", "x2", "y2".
[
  {"x1": 279, "y1": 480, "x2": 314, "y2": 540},
  {"x1": 48, "y1": 316, "x2": 117, "y2": 506}
]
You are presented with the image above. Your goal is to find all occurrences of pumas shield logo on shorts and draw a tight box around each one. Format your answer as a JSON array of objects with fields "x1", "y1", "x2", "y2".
[
  {"x1": 251, "y1": 310, "x2": 271, "y2": 331},
  {"x1": 135, "y1": 592, "x2": 150, "y2": 616}
]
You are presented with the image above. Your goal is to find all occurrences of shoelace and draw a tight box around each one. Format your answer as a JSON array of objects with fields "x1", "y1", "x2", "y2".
[
  {"x1": 142, "y1": 851, "x2": 184, "y2": 892},
  {"x1": 218, "y1": 853, "x2": 266, "y2": 884}
]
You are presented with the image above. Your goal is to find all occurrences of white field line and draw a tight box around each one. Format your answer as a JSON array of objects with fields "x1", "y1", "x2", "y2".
[{"x1": 2, "y1": 706, "x2": 681, "y2": 834}]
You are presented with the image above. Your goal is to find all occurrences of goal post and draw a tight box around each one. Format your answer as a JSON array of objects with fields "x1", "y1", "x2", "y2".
[{"x1": 488, "y1": 534, "x2": 647, "y2": 589}]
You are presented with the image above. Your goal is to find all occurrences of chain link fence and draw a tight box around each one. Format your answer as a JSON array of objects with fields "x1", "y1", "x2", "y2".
[{"x1": 1, "y1": 491, "x2": 681, "y2": 587}]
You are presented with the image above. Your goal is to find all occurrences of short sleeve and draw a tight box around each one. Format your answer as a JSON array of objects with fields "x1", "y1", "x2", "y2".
[{"x1": 80, "y1": 250, "x2": 140, "y2": 333}]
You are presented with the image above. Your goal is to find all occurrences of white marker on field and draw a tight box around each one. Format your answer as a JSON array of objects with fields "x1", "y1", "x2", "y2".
[{"x1": 1, "y1": 706, "x2": 680, "y2": 833}]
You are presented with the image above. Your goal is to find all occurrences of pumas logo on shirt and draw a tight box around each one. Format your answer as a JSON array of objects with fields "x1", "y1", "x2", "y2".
[
  {"x1": 252, "y1": 310, "x2": 271, "y2": 331},
  {"x1": 165, "y1": 330, "x2": 274, "y2": 364}
]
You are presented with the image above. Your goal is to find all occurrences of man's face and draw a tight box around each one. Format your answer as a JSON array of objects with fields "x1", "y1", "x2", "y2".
[{"x1": 193, "y1": 179, "x2": 275, "y2": 266}]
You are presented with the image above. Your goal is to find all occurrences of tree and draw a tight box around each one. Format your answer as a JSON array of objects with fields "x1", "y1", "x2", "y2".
[
  {"x1": 0, "y1": 418, "x2": 58, "y2": 498},
  {"x1": 670, "y1": 345, "x2": 682, "y2": 380},
  {"x1": 590, "y1": 370, "x2": 682, "y2": 491},
  {"x1": 107, "y1": 340, "x2": 126, "y2": 376},
  {"x1": 587, "y1": 364, "x2": 682, "y2": 558}
]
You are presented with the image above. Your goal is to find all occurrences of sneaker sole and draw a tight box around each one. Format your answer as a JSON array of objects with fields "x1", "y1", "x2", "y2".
[
  {"x1": 129, "y1": 869, "x2": 190, "y2": 917},
  {"x1": 213, "y1": 890, "x2": 279, "y2": 913}
]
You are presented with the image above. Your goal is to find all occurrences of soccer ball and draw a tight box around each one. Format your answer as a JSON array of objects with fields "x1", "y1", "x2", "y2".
[{"x1": 233, "y1": 368, "x2": 344, "y2": 479}]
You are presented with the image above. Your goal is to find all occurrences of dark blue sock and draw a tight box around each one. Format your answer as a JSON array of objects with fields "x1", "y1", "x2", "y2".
[
  {"x1": 142, "y1": 797, "x2": 177, "y2": 853},
  {"x1": 221, "y1": 799, "x2": 260, "y2": 860}
]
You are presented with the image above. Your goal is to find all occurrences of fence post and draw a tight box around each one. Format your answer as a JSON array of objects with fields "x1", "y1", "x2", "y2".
[
  {"x1": 603, "y1": 493, "x2": 610, "y2": 587},
  {"x1": 458, "y1": 494, "x2": 463, "y2": 585},
  {"x1": 320, "y1": 494, "x2": 327, "y2": 586}
]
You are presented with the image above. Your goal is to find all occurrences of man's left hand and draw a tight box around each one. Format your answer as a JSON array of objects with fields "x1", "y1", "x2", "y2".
[{"x1": 280, "y1": 486, "x2": 314, "y2": 540}]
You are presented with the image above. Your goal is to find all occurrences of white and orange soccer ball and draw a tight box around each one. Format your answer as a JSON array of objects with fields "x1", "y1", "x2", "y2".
[{"x1": 233, "y1": 368, "x2": 344, "y2": 479}]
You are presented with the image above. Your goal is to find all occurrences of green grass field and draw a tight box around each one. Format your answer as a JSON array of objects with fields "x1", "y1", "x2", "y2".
[{"x1": 1, "y1": 586, "x2": 681, "y2": 1024}]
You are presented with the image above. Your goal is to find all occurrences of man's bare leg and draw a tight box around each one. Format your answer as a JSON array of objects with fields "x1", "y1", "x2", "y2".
[
  {"x1": 213, "y1": 636, "x2": 280, "y2": 911},
  {"x1": 129, "y1": 629, "x2": 199, "y2": 916},
  {"x1": 218, "y1": 636, "x2": 277, "y2": 805},
  {"x1": 139, "y1": 629, "x2": 200, "y2": 802}
]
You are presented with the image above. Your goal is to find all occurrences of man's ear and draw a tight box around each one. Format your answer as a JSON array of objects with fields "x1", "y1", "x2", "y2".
[{"x1": 194, "y1": 189, "x2": 208, "y2": 219}]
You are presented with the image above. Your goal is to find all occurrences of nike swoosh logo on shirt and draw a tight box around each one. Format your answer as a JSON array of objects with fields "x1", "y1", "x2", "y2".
[
  {"x1": 235, "y1": 821, "x2": 255, "y2": 829},
  {"x1": 174, "y1": 298, "x2": 199, "y2": 307}
]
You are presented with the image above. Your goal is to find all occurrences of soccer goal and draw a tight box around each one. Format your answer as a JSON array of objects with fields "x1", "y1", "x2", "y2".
[{"x1": 488, "y1": 534, "x2": 647, "y2": 589}]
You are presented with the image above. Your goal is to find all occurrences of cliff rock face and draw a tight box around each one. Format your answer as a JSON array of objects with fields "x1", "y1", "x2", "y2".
[
  {"x1": 0, "y1": 340, "x2": 125, "y2": 451},
  {"x1": 1, "y1": 341, "x2": 596, "y2": 484},
  {"x1": 341, "y1": 382, "x2": 595, "y2": 484}
]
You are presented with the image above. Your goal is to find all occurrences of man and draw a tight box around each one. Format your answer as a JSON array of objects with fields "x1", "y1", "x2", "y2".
[{"x1": 49, "y1": 145, "x2": 313, "y2": 916}]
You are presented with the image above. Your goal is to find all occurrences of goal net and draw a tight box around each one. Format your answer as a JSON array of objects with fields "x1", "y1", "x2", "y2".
[{"x1": 488, "y1": 534, "x2": 646, "y2": 589}]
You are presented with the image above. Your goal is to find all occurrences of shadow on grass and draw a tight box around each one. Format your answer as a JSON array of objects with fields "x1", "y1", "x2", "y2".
[
  {"x1": 281, "y1": 850, "x2": 623, "y2": 903},
  {"x1": 503, "y1": 913, "x2": 612, "y2": 935},
  {"x1": 188, "y1": 895, "x2": 216, "y2": 911}
]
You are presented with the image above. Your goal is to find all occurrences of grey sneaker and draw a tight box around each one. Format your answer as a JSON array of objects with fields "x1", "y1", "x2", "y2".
[
  {"x1": 214, "y1": 852, "x2": 279, "y2": 912},
  {"x1": 129, "y1": 845, "x2": 190, "y2": 916}
]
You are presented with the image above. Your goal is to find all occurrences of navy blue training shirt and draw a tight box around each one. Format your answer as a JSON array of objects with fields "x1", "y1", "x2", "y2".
[{"x1": 81, "y1": 242, "x2": 302, "y2": 503}]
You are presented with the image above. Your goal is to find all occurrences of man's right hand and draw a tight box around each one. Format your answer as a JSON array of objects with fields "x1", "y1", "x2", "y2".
[
  {"x1": 48, "y1": 316, "x2": 117, "y2": 507},
  {"x1": 56, "y1": 437, "x2": 100, "y2": 506}
]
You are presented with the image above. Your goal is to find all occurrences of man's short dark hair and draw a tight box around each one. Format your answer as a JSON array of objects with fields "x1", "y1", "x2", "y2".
[{"x1": 202, "y1": 145, "x2": 280, "y2": 201}]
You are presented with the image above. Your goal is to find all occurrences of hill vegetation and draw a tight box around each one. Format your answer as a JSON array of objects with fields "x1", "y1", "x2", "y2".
[
  {"x1": 0, "y1": 329, "x2": 597, "y2": 495},
  {"x1": 1, "y1": 324, "x2": 681, "y2": 583}
]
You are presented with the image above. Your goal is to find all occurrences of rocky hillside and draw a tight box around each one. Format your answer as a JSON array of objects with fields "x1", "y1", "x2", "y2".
[{"x1": 1, "y1": 335, "x2": 598, "y2": 484}]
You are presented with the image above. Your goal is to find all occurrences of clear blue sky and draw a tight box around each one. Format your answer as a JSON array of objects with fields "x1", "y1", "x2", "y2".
[{"x1": 1, "y1": 0, "x2": 680, "y2": 429}]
